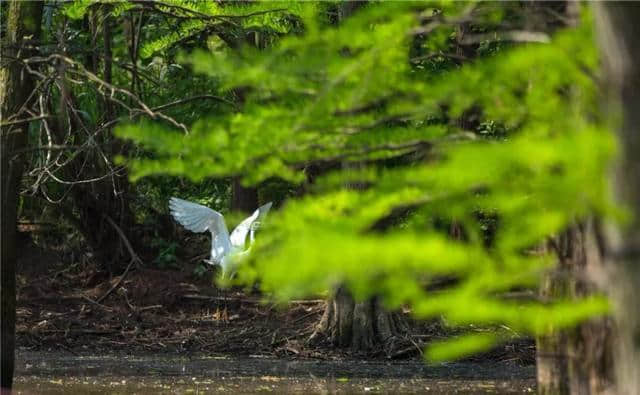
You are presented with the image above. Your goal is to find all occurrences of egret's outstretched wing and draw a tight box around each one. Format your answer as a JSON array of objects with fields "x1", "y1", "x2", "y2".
[
  {"x1": 169, "y1": 197, "x2": 231, "y2": 262},
  {"x1": 169, "y1": 197, "x2": 221, "y2": 232},
  {"x1": 229, "y1": 202, "x2": 272, "y2": 250}
]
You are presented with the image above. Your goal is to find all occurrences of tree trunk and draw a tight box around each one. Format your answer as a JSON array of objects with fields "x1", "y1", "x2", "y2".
[
  {"x1": 310, "y1": 112, "x2": 403, "y2": 352},
  {"x1": 310, "y1": 286, "x2": 404, "y2": 352},
  {"x1": 315, "y1": 0, "x2": 397, "y2": 346},
  {"x1": 231, "y1": 178, "x2": 259, "y2": 213},
  {"x1": 535, "y1": 4, "x2": 618, "y2": 393},
  {"x1": 594, "y1": 4, "x2": 640, "y2": 394},
  {"x1": 0, "y1": 1, "x2": 44, "y2": 389},
  {"x1": 536, "y1": 221, "x2": 615, "y2": 395}
]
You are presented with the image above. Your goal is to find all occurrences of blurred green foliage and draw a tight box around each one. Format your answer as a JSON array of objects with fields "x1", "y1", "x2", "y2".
[{"x1": 116, "y1": 2, "x2": 613, "y2": 359}]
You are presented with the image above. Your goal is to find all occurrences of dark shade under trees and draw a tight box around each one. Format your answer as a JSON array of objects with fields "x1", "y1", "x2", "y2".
[{"x1": 1, "y1": 1, "x2": 44, "y2": 389}]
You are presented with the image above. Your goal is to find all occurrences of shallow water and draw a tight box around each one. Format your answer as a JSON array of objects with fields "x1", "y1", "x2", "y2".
[{"x1": 13, "y1": 352, "x2": 536, "y2": 394}]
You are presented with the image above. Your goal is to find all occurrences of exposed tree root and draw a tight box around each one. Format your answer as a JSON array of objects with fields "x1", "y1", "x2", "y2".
[{"x1": 308, "y1": 286, "x2": 410, "y2": 355}]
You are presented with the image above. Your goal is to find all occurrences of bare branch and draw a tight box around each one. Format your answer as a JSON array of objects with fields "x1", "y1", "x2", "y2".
[
  {"x1": 24, "y1": 54, "x2": 189, "y2": 133},
  {"x1": 95, "y1": 215, "x2": 144, "y2": 304},
  {"x1": 411, "y1": 3, "x2": 478, "y2": 36},
  {"x1": 0, "y1": 114, "x2": 52, "y2": 127},
  {"x1": 11, "y1": 144, "x2": 80, "y2": 156},
  {"x1": 134, "y1": 0, "x2": 288, "y2": 22},
  {"x1": 460, "y1": 31, "x2": 550, "y2": 45},
  {"x1": 149, "y1": 94, "x2": 238, "y2": 112}
]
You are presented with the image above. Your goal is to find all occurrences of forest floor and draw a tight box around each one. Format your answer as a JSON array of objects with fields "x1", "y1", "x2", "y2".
[{"x1": 15, "y1": 225, "x2": 535, "y2": 365}]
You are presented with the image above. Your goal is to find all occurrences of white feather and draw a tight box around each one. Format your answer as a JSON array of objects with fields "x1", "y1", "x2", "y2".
[{"x1": 169, "y1": 197, "x2": 272, "y2": 277}]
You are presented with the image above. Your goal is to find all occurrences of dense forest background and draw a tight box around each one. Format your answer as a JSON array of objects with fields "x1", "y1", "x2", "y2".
[{"x1": 2, "y1": 1, "x2": 640, "y2": 394}]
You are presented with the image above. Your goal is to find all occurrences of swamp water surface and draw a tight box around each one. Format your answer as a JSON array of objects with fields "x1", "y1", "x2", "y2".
[{"x1": 14, "y1": 352, "x2": 535, "y2": 394}]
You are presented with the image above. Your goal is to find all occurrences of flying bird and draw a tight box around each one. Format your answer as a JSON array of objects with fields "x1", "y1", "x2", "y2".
[{"x1": 169, "y1": 197, "x2": 272, "y2": 277}]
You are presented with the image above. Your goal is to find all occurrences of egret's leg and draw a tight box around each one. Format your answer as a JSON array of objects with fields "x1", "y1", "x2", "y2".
[
  {"x1": 219, "y1": 266, "x2": 229, "y2": 323},
  {"x1": 223, "y1": 297, "x2": 229, "y2": 323}
]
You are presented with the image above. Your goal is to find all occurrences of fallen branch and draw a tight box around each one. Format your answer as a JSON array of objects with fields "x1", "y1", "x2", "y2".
[
  {"x1": 289, "y1": 299, "x2": 325, "y2": 305},
  {"x1": 40, "y1": 329, "x2": 116, "y2": 335},
  {"x1": 81, "y1": 296, "x2": 115, "y2": 312},
  {"x1": 182, "y1": 294, "x2": 263, "y2": 304},
  {"x1": 96, "y1": 216, "x2": 144, "y2": 303},
  {"x1": 138, "y1": 304, "x2": 163, "y2": 312},
  {"x1": 182, "y1": 294, "x2": 325, "y2": 306}
]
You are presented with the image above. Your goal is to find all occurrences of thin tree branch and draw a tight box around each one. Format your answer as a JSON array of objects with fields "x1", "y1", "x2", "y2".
[
  {"x1": 96, "y1": 215, "x2": 144, "y2": 304},
  {"x1": 24, "y1": 54, "x2": 189, "y2": 133},
  {"x1": 147, "y1": 94, "x2": 238, "y2": 112},
  {"x1": 10, "y1": 144, "x2": 80, "y2": 156},
  {"x1": 460, "y1": 31, "x2": 550, "y2": 45},
  {"x1": 0, "y1": 114, "x2": 52, "y2": 127}
]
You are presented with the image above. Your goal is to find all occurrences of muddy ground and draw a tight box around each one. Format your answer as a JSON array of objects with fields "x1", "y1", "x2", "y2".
[{"x1": 15, "y1": 227, "x2": 535, "y2": 364}]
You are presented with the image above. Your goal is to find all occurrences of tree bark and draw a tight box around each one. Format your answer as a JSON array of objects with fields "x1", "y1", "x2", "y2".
[
  {"x1": 0, "y1": 1, "x2": 44, "y2": 389},
  {"x1": 536, "y1": 221, "x2": 615, "y2": 395},
  {"x1": 309, "y1": 286, "x2": 403, "y2": 352},
  {"x1": 534, "y1": 5, "x2": 618, "y2": 393},
  {"x1": 231, "y1": 178, "x2": 259, "y2": 214},
  {"x1": 594, "y1": 4, "x2": 640, "y2": 394}
]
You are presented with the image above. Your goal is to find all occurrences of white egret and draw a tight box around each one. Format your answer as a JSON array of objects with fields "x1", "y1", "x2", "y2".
[{"x1": 169, "y1": 197, "x2": 272, "y2": 277}]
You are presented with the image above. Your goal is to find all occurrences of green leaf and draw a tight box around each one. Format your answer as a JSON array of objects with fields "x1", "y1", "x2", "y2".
[{"x1": 426, "y1": 332, "x2": 500, "y2": 362}]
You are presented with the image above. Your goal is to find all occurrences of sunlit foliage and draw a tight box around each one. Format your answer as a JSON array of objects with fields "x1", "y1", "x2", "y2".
[{"x1": 117, "y1": 2, "x2": 613, "y2": 359}]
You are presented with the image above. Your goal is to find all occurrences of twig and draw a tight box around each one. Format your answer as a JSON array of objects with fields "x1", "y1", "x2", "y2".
[
  {"x1": 410, "y1": 52, "x2": 468, "y2": 63},
  {"x1": 411, "y1": 3, "x2": 477, "y2": 36},
  {"x1": 96, "y1": 215, "x2": 144, "y2": 303},
  {"x1": 390, "y1": 345, "x2": 419, "y2": 359},
  {"x1": 42, "y1": 329, "x2": 116, "y2": 335},
  {"x1": 0, "y1": 114, "x2": 52, "y2": 127},
  {"x1": 460, "y1": 31, "x2": 550, "y2": 45},
  {"x1": 138, "y1": 304, "x2": 163, "y2": 312},
  {"x1": 137, "y1": 1, "x2": 287, "y2": 21},
  {"x1": 106, "y1": 215, "x2": 143, "y2": 268},
  {"x1": 289, "y1": 299, "x2": 325, "y2": 305},
  {"x1": 287, "y1": 310, "x2": 320, "y2": 327},
  {"x1": 188, "y1": 253, "x2": 210, "y2": 264},
  {"x1": 40, "y1": 165, "x2": 127, "y2": 185},
  {"x1": 149, "y1": 94, "x2": 237, "y2": 112},
  {"x1": 11, "y1": 144, "x2": 80, "y2": 156},
  {"x1": 121, "y1": 290, "x2": 137, "y2": 312},
  {"x1": 24, "y1": 54, "x2": 189, "y2": 133},
  {"x1": 81, "y1": 296, "x2": 114, "y2": 312},
  {"x1": 182, "y1": 294, "x2": 263, "y2": 304},
  {"x1": 406, "y1": 335, "x2": 425, "y2": 357},
  {"x1": 94, "y1": 262, "x2": 134, "y2": 304},
  {"x1": 56, "y1": 343, "x2": 80, "y2": 356},
  {"x1": 98, "y1": 94, "x2": 236, "y2": 132}
]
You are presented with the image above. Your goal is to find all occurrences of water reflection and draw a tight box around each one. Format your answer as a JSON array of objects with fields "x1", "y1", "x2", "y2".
[{"x1": 14, "y1": 352, "x2": 535, "y2": 394}]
